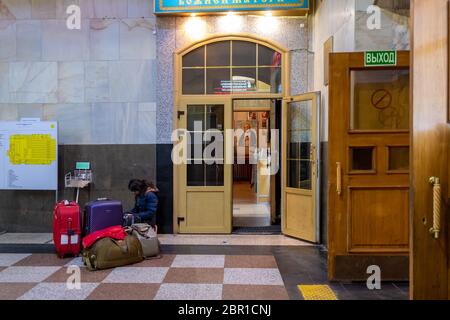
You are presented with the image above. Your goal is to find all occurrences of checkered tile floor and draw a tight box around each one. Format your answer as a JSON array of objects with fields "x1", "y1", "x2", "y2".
[{"x1": 0, "y1": 253, "x2": 289, "y2": 300}]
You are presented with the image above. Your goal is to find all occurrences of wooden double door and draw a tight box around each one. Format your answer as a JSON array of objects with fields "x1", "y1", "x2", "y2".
[
  {"x1": 328, "y1": 52, "x2": 410, "y2": 281},
  {"x1": 175, "y1": 94, "x2": 321, "y2": 243}
]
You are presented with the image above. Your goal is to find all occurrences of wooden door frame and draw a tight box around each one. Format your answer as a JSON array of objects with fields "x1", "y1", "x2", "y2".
[
  {"x1": 282, "y1": 92, "x2": 321, "y2": 243},
  {"x1": 328, "y1": 51, "x2": 411, "y2": 281},
  {"x1": 172, "y1": 34, "x2": 290, "y2": 234},
  {"x1": 410, "y1": 0, "x2": 449, "y2": 299}
]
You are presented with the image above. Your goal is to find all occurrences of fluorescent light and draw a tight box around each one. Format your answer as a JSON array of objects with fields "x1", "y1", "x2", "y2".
[{"x1": 184, "y1": 17, "x2": 206, "y2": 40}]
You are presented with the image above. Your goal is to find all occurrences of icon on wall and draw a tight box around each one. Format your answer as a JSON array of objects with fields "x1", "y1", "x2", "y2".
[{"x1": 248, "y1": 112, "x2": 257, "y2": 120}]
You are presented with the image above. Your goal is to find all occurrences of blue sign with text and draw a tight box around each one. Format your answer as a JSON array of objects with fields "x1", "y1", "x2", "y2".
[{"x1": 154, "y1": 0, "x2": 309, "y2": 15}]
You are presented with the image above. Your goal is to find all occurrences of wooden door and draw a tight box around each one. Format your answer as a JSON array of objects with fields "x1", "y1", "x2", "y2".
[
  {"x1": 328, "y1": 52, "x2": 410, "y2": 281},
  {"x1": 411, "y1": 0, "x2": 449, "y2": 300},
  {"x1": 282, "y1": 93, "x2": 320, "y2": 243},
  {"x1": 176, "y1": 97, "x2": 232, "y2": 233}
]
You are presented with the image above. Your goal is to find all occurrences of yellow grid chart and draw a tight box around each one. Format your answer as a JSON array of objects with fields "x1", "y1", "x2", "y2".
[
  {"x1": 298, "y1": 285, "x2": 338, "y2": 300},
  {"x1": 7, "y1": 134, "x2": 56, "y2": 165}
]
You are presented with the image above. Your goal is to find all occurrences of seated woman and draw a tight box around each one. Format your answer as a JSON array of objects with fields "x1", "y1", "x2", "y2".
[{"x1": 126, "y1": 179, "x2": 159, "y2": 226}]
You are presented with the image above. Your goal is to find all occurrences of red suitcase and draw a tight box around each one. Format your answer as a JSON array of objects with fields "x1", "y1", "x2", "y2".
[{"x1": 53, "y1": 201, "x2": 82, "y2": 258}]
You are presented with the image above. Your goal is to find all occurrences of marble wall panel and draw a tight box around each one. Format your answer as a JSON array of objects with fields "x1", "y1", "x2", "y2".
[
  {"x1": 89, "y1": 19, "x2": 120, "y2": 60},
  {"x1": 85, "y1": 61, "x2": 109, "y2": 102},
  {"x1": 91, "y1": 0, "x2": 127, "y2": 19},
  {"x1": 10, "y1": 61, "x2": 56, "y2": 92},
  {"x1": 109, "y1": 60, "x2": 155, "y2": 103},
  {"x1": 355, "y1": 9, "x2": 410, "y2": 51},
  {"x1": 31, "y1": 0, "x2": 56, "y2": 19},
  {"x1": 0, "y1": 103, "x2": 45, "y2": 120},
  {"x1": 138, "y1": 102, "x2": 156, "y2": 144},
  {"x1": 119, "y1": 18, "x2": 156, "y2": 60},
  {"x1": 17, "y1": 103, "x2": 43, "y2": 118},
  {"x1": 0, "y1": 20, "x2": 16, "y2": 61},
  {"x1": 42, "y1": 19, "x2": 90, "y2": 61},
  {"x1": 16, "y1": 20, "x2": 42, "y2": 61},
  {"x1": 128, "y1": 0, "x2": 153, "y2": 18},
  {"x1": 9, "y1": 61, "x2": 57, "y2": 103},
  {"x1": 0, "y1": 104, "x2": 18, "y2": 119},
  {"x1": 90, "y1": 102, "x2": 140, "y2": 144},
  {"x1": 57, "y1": 61, "x2": 84, "y2": 103},
  {"x1": 0, "y1": 62, "x2": 8, "y2": 103},
  {"x1": 0, "y1": 0, "x2": 32, "y2": 20},
  {"x1": 42, "y1": 103, "x2": 92, "y2": 144}
]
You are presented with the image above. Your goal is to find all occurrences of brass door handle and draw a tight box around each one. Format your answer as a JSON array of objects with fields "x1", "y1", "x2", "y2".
[
  {"x1": 429, "y1": 177, "x2": 441, "y2": 239},
  {"x1": 336, "y1": 162, "x2": 342, "y2": 196}
]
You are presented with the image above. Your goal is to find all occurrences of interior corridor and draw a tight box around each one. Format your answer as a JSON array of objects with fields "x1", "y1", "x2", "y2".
[{"x1": 233, "y1": 181, "x2": 271, "y2": 227}]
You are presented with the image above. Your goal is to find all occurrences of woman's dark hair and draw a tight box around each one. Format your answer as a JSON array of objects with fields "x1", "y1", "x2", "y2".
[{"x1": 128, "y1": 179, "x2": 155, "y2": 196}]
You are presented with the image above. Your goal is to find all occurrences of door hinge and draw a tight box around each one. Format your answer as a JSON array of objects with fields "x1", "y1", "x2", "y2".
[
  {"x1": 177, "y1": 111, "x2": 185, "y2": 119},
  {"x1": 177, "y1": 217, "x2": 185, "y2": 224}
]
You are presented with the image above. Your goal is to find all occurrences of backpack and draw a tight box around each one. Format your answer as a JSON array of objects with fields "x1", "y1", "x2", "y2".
[{"x1": 127, "y1": 223, "x2": 160, "y2": 258}]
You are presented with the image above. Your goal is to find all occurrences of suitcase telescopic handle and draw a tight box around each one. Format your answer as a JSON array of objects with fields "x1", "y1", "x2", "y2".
[{"x1": 67, "y1": 218, "x2": 74, "y2": 236}]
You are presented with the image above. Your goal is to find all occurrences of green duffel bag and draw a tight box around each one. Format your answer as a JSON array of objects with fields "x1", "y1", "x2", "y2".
[{"x1": 82, "y1": 235, "x2": 144, "y2": 271}]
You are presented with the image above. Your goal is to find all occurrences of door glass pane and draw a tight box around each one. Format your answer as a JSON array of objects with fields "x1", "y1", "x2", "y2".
[
  {"x1": 258, "y1": 45, "x2": 281, "y2": 66},
  {"x1": 350, "y1": 69, "x2": 410, "y2": 130},
  {"x1": 389, "y1": 146, "x2": 409, "y2": 171},
  {"x1": 205, "y1": 164, "x2": 224, "y2": 186},
  {"x1": 206, "y1": 41, "x2": 230, "y2": 66},
  {"x1": 287, "y1": 100, "x2": 313, "y2": 190},
  {"x1": 189, "y1": 133, "x2": 203, "y2": 160},
  {"x1": 351, "y1": 147, "x2": 374, "y2": 171},
  {"x1": 183, "y1": 46, "x2": 204, "y2": 67},
  {"x1": 206, "y1": 68, "x2": 230, "y2": 94},
  {"x1": 288, "y1": 160, "x2": 312, "y2": 190},
  {"x1": 232, "y1": 41, "x2": 256, "y2": 66},
  {"x1": 205, "y1": 105, "x2": 224, "y2": 130},
  {"x1": 300, "y1": 161, "x2": 312, "y2": 190},
  {"x1": 258, "y1": 67, "x2": 281, "y2": 93},
  {"x1": 187, "y1": 105, "x2": 205, "y2": 131},
  {"x1": 232, "y1": 68, "x2": 257, "y2": 93},
  {"x1": 186, "y1": 104, "x2": 225, "y2": 187},
  {"x1": 187, "y1": 164, "x2": 205, "y2": 186},
  {"x1": 183, "y1": 69, "x2": 204, "y2": 94}
]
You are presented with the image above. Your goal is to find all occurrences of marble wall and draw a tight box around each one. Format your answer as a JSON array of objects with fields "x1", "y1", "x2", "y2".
[
  {"x1": 0, "y1": 0, "x2": 159, "y2": 233},
  {"x1": 0, "y1": 0, "x2": 157, "y2": 145},
  {"x1": 355, "y1": 0, "x2": 410, "y2": 51}
]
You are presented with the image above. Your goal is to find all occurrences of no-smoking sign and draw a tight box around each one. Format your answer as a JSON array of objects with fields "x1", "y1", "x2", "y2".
[{"x1": 371, "y1": 89, "x2": 392, "y2": 110}]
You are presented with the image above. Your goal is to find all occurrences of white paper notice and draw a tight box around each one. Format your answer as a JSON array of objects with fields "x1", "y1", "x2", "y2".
[
  {"x1": 60, "y1": 235, "x2": 69, "y2": 245},
  {"x1": 70, "y1": 235, "x2": 79, "y2": 244}
]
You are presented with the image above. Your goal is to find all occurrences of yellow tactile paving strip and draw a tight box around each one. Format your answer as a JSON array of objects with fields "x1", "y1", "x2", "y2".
[{"x1": 298, "y1": 285, "x2": 338, "y2": 300}]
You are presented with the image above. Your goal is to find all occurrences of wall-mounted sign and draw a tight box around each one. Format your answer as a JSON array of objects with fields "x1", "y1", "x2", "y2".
[
  {"x1": 365, "y1": 51, "x2": 397, "y2": 67},
  {"x1": 76, "y1": 162, "x2": 91, "y2": 170},
  {"x1": 154, "y1": 0, "x2": 309, "y2": 15},
  {"x1": 0, "y1": 121, "x2": 58, "y2": 191}
]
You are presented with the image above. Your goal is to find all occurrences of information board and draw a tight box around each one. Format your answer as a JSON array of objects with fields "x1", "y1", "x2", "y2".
[{"x1": 0, "y1": 121, "x2": 58, "y2": 191}]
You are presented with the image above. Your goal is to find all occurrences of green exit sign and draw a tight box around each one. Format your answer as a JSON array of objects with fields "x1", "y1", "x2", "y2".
[
  {"x1": 365, "y1": 51, "x2": 397, "y2": 67},
  {"x1": 76, "y1": 162, "x2": 90, "y2": 170}
]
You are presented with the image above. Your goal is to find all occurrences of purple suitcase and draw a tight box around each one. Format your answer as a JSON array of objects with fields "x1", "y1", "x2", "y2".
[{"x1": 84, "y1": 198, "x2": 123, "y2": 235}]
